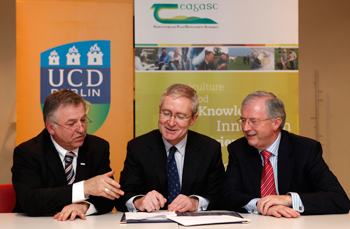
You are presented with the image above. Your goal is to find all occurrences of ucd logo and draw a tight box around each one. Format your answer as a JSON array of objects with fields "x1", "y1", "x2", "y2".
[
  {"x1": 40, "y1": 40, "x2": 111, "y2": 134},
  {"x1": 151, "y1": 3, "x2": 217, "y2": 24}
]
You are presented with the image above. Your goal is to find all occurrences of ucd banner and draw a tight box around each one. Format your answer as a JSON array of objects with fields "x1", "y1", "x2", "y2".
[
  {"x1": 40, "y1": 40, "x2": 111, "y2": 134},
  {"x1": 17, "y1": 0, "x2": 134, "y2": 180}
]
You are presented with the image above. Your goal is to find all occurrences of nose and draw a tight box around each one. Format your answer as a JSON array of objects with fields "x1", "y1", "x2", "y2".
[
  {"x1": 167, "y1": 115, "x2": 176, "y2": 126},
  {"x1": 75, "y1": 123, "x2": 85, "y2": 132}
]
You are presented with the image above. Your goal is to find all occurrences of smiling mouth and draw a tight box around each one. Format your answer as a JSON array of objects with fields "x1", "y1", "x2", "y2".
[
  {"x1": 245, "y1": 133, "x2": 256, "y2": 138},
  {"x1": 165, "y1": 127, "x2": 177, "y2": 133}
]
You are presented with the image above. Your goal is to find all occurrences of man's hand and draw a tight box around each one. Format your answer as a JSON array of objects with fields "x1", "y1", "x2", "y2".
[
  {"x1": 257, "y1": 195, "x2": 292, "y2": 215},
  {"x1": 84, "y1": 170, "x2": 124, "y2": 200},
  {"x1": 54, "y1": 202, "x2": 89, "y2": 221},
  {"x1": 218, "y1": 63, "x2": 226, "y2": 70},
  {"x1": 265, "y1": 205, "x2": 300, "y2": 218},
  {"x1": 167, "y1": 194, "x2": 198, "y2": 212},
  {"x1": 134, "y1": 190, "x2": 167, "y2": 212}
]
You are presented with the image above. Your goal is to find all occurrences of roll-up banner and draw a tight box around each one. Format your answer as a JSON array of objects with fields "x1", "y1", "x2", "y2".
[
  {"x1": 134, "y1": 0, "x2": 299, "y2": 166},
  {"x1": 16, "y1": 0, "x2": 134, "y2": 179}
]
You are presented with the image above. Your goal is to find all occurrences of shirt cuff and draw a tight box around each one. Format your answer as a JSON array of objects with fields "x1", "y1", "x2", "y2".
[
  {"x1": 288, "y1": 192, "x2": 305, "y2": 213},
  {"x1": 126, "y1": 195, "x2": 145, "y2": 212},
  {"x1": 244, "y1": 198, "x2": 260, "y2": 214},
  {"x1": 189, "y1": 195, "x2": 209, "y2": 211},
  {"x1": 72, "y1": 181, "x2": 87, "y2": 203},
  {"x1": 85, "y1": 201, "x2": 97, "y2": 215}
]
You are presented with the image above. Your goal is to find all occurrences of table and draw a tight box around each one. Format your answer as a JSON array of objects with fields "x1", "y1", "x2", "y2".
[{"x1": 0, "y1": 211, "x2": 349, "y2": 229}]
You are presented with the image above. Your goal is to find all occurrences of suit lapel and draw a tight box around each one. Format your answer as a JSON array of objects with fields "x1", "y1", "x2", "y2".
[
  {"x1": 43, "y1": 130, "x2": 68, "y2": 186},
  {"x1": 76, "y1": 142, "x2": 88, "y2": 182},
  {"x1": 277, "y1": 131, "x2": 295, "y2": 194},
  {"x1": 182, "y1": 131, "x2": 203, "y2": 194},
  {"x1": 148, "y1": 131, "x2": 168, "y2": 194},
  {"x1": 243, "y1": 143, "x2": 263, "y2": 197}
]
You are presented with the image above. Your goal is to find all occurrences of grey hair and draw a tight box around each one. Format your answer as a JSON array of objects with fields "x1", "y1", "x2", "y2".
[
  {"x1": 43, "y1": 89, "x2": 86, "y2": 124},
  {"x1": 242, "y1": 91, "x2": 286, "y2": 130},
  {"x1": 160, "y1": 84, "x2": 199, "y2": 115}
]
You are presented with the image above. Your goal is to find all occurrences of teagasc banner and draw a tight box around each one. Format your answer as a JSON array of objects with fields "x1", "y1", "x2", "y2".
[
  {"x1": 134, "y1": 0, "x2": 299, "y2": 166},
  {"x1": 16, "y1": 0, "x2": 133, "y2": 180}
]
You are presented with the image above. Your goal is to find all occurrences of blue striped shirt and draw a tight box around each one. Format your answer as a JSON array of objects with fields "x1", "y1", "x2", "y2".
[{"x1": 244, "y1": 132, "x2": 305, "y2": 214}]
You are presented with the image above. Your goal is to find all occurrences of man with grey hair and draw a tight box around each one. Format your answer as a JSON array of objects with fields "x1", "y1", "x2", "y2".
[
  {"x1": 12, "y1": 89, "x2": 124, "y2": 220},
  {"x1": 220, "y1": 91, "x2": 349, "y2": 217},
  {"x1": 118, "y1": 83, "x2": 225, "y2": 212}
]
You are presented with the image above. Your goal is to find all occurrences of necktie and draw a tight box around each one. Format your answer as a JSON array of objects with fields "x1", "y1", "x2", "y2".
[
  {"x1": 64, "y1": 152, "x2": 75, "y2": 185},
  {"x1": 260, "y1": 150, "x2": 276, "y2": 198},
  {"x1": 167, "y1": 146, "x2": 180, "y2": 204}
]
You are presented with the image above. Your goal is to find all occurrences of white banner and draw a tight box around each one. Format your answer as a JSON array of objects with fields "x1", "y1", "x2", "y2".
[{"x1": 135, "y1": 0, "x2": 298, "y2": 45}]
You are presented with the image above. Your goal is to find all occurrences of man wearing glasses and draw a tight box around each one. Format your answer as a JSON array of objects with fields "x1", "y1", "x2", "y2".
[
  {"x1": 118, "y1": 84, "x2": 225, "y2": 212},
  {"x1": 12, "y1": 89, "x2": 124, "y2": 220},
  {"x1": 220, "y1": 91, "x2": 349, "y2": 217}
]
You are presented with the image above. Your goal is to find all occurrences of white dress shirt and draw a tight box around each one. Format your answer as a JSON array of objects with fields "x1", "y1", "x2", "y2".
[{"x1": 50, "y1": 135, "x2": 96, "y2": 215}]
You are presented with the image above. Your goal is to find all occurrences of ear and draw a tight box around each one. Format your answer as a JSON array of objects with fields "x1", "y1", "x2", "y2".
[
  {"x1": 46, "y1": 121, "x2": 55, "y2": 135},
  {"x1": 273, "y1": 117, "x2": 282, "y2": 131},
  {"x1": 189, "y1": 113, "x2": 199, "y2": 126}
]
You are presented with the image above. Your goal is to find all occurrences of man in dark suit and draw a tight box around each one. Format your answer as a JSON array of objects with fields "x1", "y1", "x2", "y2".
[
  {"x1": 12, "y1": 89, "x2": 124, "y2": 220},
  {"x1": 220, "y1": 91, "x2": 350, "y2": 217},
  {"x1": 118, "y1": 84, "x2": 225, "y2": 212}
]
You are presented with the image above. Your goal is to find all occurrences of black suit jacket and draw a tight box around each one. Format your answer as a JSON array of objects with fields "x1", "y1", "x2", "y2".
[
  {"x1": 220, "y1": 130, "x2": 350, "y2": 215},
  {"x1": 117, "y1": 130, "x2": 225, "y2": 211},
  {"x1": 12, "y1": 129, "x2": 115, "y2": 216}
]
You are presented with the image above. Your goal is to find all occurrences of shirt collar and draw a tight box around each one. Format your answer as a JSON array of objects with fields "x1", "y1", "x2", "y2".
[
  {"x1": 162, "y1": 134, "x2": 187, "y2": 157},
  {"x1": 50, "y1": 135, "x2": 79, "y2": 158},
  {"x1": 258, "y1": 131, "x2": 281, "y2": 157}
]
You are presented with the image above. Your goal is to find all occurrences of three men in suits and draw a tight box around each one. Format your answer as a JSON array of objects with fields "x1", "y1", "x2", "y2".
[
  {"x1": 118, "y1": 84, "x2": 225, "y2": 212},
  {"x1": 12, "y1": 89, "x2": 124, "y2": 220},
  {"x1": 220, "y1": 91, "x2": 350, "y2": 217}
]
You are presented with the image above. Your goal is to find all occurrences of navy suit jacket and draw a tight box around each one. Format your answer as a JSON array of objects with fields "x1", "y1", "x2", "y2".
[
  {"x1": 117, "y1": 129, "x2": 225, "y2": 211},
  {"x1": 12, "y1": 129, "x2": 115, "y2": 215},
  {"x1": 220, "y1": 130, "x2": 350, "y2": 215}
]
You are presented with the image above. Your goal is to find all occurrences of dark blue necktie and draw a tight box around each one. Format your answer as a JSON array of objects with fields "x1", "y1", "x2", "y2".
[{"x1": 167, "y1": 146, "x2": 180, "y2": 204}]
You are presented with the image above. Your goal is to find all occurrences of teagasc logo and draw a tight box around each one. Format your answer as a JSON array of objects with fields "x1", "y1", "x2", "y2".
[
  {"x1": 40, "y1": 40, "x2": 111, "y2": 134},
  {"x1": 151, "y1": 3, "x2": 218, "y2": 24}
]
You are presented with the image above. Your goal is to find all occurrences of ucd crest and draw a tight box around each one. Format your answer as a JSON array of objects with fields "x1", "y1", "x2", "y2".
[{"x1": 40, "y1": 40, "x2": 111, "y2": 134}]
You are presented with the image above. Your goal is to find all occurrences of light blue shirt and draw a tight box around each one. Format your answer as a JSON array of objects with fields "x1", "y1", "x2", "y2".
[
  {"x1": 244, "y1": 132, "x2": 305, "y2": 214},
  {"x1": 126, "y1": 134, "x2": 209, "y2": 212}
]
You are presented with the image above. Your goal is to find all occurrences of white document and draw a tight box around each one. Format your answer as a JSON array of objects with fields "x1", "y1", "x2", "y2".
[
  {"x1": 166, "y1": 215, "x2": 250, "y2": 226},
  {"x1": 125, "y1": 211, "x2": 177, "y2": 221}
]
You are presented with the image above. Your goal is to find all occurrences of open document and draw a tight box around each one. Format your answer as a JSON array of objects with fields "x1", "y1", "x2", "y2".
[
  {"x1": 120, "y1": 211, "x2": 177, "y2": 223},
  {"x1": 167, "y1": 215, "x2": 250, "y2": 226},
  {"x1": 120, "y1": 211, "x2": 250, "y2": 225}
]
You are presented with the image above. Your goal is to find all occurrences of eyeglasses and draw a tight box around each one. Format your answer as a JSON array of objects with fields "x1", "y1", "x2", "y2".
[
  {"x1": 159, "y1": 110, "x2": 193, "y2": 121},
  {"x1": 237, "y1": 118, "x2": 270, "y2": 127},
  {"x1": 52, "y1": 117, "x2": 92, "y2": 131}
]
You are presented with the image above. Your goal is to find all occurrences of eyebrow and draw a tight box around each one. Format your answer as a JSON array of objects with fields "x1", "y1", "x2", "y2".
[{"x1": 162, "y1": 109, "x2": 187, "y2": 116}]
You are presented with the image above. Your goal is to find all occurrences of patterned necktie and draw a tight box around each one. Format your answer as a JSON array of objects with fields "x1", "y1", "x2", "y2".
[
  {"x1": 167, "y1": 146, "x2": 180, "y2": 204},
  {"x1": 64, "y1": 152, "x2": 75, "y2": 185},
  {"x1": 261, "y1": 150, "x2": 276, "y2": 197}
]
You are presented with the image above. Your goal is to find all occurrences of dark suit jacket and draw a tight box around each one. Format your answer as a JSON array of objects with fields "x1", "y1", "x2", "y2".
[
  {"x1": 117, "y1": 130, "x2": 225, "y2": 211},
  {"x1": 220, "y1": 130, "x2": 350, "y2": 215},
  {"x1": 11, "y1": 129, "x2": 115, "y2": 216}
]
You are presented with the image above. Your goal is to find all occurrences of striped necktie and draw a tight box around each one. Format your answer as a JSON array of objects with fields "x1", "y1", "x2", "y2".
[
  {"x1": 261, "y1": 150, "x2": 276, "y2": 197},
  {"x1": 64, "y1": 151, "x2": 75, "y2": 185}
]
